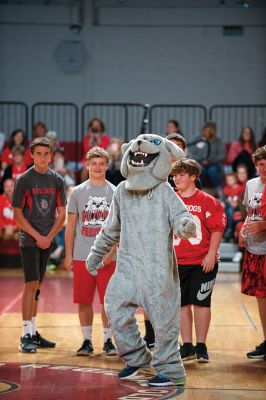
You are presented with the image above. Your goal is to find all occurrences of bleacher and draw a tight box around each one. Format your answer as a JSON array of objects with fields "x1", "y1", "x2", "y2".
[{"x1": 0, "y1": 101, "x2": 265, "y2": 268}]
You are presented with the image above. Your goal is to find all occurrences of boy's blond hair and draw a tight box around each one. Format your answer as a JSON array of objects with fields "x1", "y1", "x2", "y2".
[
  {"x1": 86, "y1": 146, "x2": 109, "y2": 164},
  {"x1": 171, "y1": 158, "x2": 201, "y2": 178},
  {"x1": 252, "y1": 146, "x2": 266, "y2": 164}
]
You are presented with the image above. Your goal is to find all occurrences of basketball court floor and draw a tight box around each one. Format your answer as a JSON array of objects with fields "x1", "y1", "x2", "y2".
[{"x1": 0, "y1": 268, "x2": 265, "y2": 399}]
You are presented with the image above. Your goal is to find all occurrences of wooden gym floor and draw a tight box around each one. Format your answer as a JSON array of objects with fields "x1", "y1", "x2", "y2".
[{"x1": 0, "y1": 268, "x2": 265, "y2": 400}]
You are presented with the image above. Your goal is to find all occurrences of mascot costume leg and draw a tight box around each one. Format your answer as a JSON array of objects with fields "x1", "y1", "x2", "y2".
[{"x1": 86, "y1": 134, "x2": 196, "y2": 386}]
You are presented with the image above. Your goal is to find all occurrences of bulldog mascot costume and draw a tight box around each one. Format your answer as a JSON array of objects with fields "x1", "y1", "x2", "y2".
[{"x1": 86, "y1": 134, "x2": 196, "y2": 387}]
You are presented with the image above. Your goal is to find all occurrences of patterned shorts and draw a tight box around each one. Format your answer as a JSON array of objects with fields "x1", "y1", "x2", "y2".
[{"x1": 241, "y1": 250, "x2": 266, "y2": 298}]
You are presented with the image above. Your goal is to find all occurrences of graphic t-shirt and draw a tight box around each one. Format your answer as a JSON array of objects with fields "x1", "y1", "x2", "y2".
[
  {"x1": 243, "y1": 177, "x2": 266, "y2": 255},
  {"x1": 0, "y1": 194, "x2": 17, "y2": 227},
  {"x1": 12, "y1": 166, "x2": 67, "y2": 247},
  {"x1": 174, "y1": 189, "x2": 227, "y2": 265},
  {"x1": 67, "y1": 180, "x2": 115, "y2": 261}
]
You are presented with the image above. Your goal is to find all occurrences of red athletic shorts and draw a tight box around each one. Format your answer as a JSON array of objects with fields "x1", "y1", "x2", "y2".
[
  {"x1": 73, "y1": 260, "x2": 116, "y2": 304},
  {"x1": 241, "y1": 250, "x2": 266, "y2": 298}
]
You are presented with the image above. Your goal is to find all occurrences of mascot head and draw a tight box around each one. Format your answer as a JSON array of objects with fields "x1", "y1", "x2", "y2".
[{"x1": 121, "y1": 133, "x2": 184, "y2": 191}]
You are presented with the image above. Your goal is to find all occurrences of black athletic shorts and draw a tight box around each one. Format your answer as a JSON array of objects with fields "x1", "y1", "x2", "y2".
[
  {"x1": 178, "y1": 263, "x2": 219, "y2": 307},
  {"x1": 20, "y1": 246, "x2": 52, "y2": 283}
]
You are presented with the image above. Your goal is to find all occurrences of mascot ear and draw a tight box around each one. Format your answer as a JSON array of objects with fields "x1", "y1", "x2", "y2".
[
  {"x1": 121, "y1": 141, "x2": 133, "y2": 155},
  {"x1": 165, "y1": 138, "x2": 184, "y2": 161},
  {"x1": 120, "y1": 140, "x2": 134, "y2": 178}
]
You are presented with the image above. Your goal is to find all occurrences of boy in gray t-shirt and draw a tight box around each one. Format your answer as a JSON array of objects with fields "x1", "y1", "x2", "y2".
[
  {"x1": 65, "y1": 147, "x2": 117, "y2": 356},
  {"x1": 12, "y1": 137, "x2": 67, "y2": 353},
  {"x1": 239, "y1": 146, "x2": 266, "y2": 360}
]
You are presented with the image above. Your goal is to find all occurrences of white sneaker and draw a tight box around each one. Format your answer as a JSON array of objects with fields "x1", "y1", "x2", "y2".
[{"x1": 233, "y1": 251, "x2": 242, "y2": 263}]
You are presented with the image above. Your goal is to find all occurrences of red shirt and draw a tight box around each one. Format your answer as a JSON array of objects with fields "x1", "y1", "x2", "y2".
[
  {"x1": 224, "y1": 183, "x2": 245, "y2": 203},
  {"x1": 1, "y1": 147, "x2": 32, "y2": 166},
  {"x1": 11, "y1": 163, "x2": 28, "y2": 181},
  {"x1": 0, "y1": 194, "x2": 17, "y2": 227},
  {"x1": 174, "y1": 189, "x2": 226, "y2": 265},
  {"x1": 81, "y1": 134, "x2": 111, "y2": 162}
]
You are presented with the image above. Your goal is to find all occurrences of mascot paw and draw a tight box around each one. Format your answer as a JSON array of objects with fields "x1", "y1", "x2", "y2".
[
  {"x1": 86, "y1": 254, "x2": 104, "y2": 276},
  {"x1": 178, "y1": 217, "x2": 196, "y2": 239}
]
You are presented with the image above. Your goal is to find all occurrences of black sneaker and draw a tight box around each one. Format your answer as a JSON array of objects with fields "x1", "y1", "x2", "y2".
[
  {"x1": 19, "y1": 334, "x2": 37, "y2": 353},
  {"x1": 103, "y1": 338, "x2": 117, "y2": 356},
  {"x1": 32, "y1": 331, "x2": 56, "y2": 348},
  {"x1": 195, "y1": 343, "x2": 209, "y2": 363},
  {"x1": 247, "y1": 341, "x2": 266, "y2": 359},
  {"x1": 148, "y1": 373, "x2": 186, "y2": 387},
  {"x1": 143, "y1": 335, "x2": 155, "y2": 350},
  {"x1": 180, "y1": 343, "x2": 196, "y2": 361},
  {"x1": 118, "y1": 365, "x2": 139, "y2": 379},
  {"x1": 76, "y1": 339, "x2": 94, "y2": 356}
]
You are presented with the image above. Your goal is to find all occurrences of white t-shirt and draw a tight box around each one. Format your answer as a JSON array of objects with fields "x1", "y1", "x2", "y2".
[
  {"x1": 67, "y1": 180, "x2": 115, "y2": 261},
  {"x1": 243, "y1": 177, "x2": 266, "y2": 255}
]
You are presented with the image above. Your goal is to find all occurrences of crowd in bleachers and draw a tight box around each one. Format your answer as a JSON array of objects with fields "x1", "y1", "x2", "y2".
[{"x1": 0, "y1": 117, "x2": 265, "y2": 268}]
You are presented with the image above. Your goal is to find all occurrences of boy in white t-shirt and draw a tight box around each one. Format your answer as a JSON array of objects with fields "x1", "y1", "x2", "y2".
[
  {"x1": 239, "y1": 146, "x2": 266, "y2": 360},
  {"x1": 65, "y1": 147, "x2": 117, "y2": 356}
]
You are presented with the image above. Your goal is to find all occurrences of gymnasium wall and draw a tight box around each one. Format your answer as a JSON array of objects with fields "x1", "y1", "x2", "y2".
[{"x1": 0, "y1": 1, "x2": 265, "y2": 142}]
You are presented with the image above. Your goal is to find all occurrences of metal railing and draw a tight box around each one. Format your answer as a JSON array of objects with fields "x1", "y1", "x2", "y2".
[
  {"x1": 150, "y1": 104, "x2": 208, "y2": 140},
  {"x1": 81, "y1": 103, "x2": 146, "y2": 142},
  {"x1": 209, "y1": 105, "x2": 266, "y2": 142},
  {"x1": 32, "y1": 102, "x2": 79, "y2": 164},
  {"x1": 1, "y1": 101, "x2": 266, "y2": 164},
  {"x1": 0, "y1": 102, "x2": 29, "y2": 138}
]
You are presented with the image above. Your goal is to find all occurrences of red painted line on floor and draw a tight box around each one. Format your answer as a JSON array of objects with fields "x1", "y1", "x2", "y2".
[{"x1": 0, "y1": 290, "x2": 23, "y2": 315}]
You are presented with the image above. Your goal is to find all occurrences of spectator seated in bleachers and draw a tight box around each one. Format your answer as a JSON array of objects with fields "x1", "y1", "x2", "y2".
[
  {"x1": 1, "y1": 145, "x2": 29, "y2": 193},
  {"x1": 82, "y1": 118, "x2": 110, "y2": 158},
  {"x1": 32, "y1": 121, "x2": 48, "y2": 140},
  {"x1": 226, "y1": 126, "x2": 257, "y2": 178},
  {"x1": 223, "y1": 172, "x2": 246, "y2": 242},
  {"x1": 190, "y1": 122, "x2": 224, "y2": 199},
  {"x1": 0, "y1": 179, "x2": 20, "y2": 268},
  {"x1": 80, "y1": 118, "x2": 111, "y2": 181},
  {"x1": 236, "y1": 164, "x2": 249, "y2": 192},
  {"x1": 50, "y1": 147, "x2": 76, "y2": 188},
  {"x1": 1, "y1": 129, "x2": 31, "y2": 171},
  {"x1": 166, "y1": 119, "x2": 183, "y2": 136},
  {"x1": 46, "y1": 130, "x2": 61, "y2": 151},
  {"x1": 106, "y1": 138, "x2": 125, "y2": 186}
]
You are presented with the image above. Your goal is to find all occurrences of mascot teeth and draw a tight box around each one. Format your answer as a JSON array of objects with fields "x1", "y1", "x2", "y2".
[{"x1": 129, "y1": 150, "x2": 158, "y2": 167}]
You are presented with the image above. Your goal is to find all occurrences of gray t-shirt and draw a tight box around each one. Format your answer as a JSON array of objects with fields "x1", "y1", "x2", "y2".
[
  {"x1": 68, "y1": 180, "x2": 115, "y2": 261},
  {"x1": 243, "y1": 177, "x2": 266, "y2": 255},
  {"x1": 12, "y1": 166, "x2": 67, "y2": 247}
]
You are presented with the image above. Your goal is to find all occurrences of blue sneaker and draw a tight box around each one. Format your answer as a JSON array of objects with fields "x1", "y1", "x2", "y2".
[
  {"x1": 118, "y1": 365, "x2": 139, "y2": 379},
  {"x1": 148, "y1": 373, "x2": 186, "y2": 387}
]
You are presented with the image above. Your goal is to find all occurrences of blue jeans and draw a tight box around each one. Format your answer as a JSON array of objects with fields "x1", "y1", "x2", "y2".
[{"x1": 200, "y1": 163, "x2": 223, "y2": 190}]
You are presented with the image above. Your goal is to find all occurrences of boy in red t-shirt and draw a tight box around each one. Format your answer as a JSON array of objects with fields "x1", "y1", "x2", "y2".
[{"x1": 172, "y1": 159, "x2": 226, "y2": 362}]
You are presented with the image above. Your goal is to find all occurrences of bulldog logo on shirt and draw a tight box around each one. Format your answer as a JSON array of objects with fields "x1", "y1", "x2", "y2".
[
  {"x1": 40, "y1": 198, "x2": 49, "y2": 210},
  {"x1": 83, "y1": 196, "x2": 110, "y2": 227}
]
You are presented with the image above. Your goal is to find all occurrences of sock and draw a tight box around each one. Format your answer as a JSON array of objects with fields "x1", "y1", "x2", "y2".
[
  {"x1": 81, "y1": 326, "x2": 92, "y2": 341},
  {"x1": 31, "y1": 317, "x2": 37, "y2": 336},
  {"x1": 103, "y1": 328, "x2": 112, "y2": 343},
  {"x1": 22, "y1": 320, "x2": 32, "y2": 337},
  {"x1": 144, "y1": 320, "x2": 155, "y2": 342}
]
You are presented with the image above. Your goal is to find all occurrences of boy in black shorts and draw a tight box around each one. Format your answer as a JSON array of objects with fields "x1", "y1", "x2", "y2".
[
  {"x1": 13, "y1": 137, "x2": 67, "y2": 353},
  {"x1": 172, "y1": 159, "x2": 226, "y2": 362}
]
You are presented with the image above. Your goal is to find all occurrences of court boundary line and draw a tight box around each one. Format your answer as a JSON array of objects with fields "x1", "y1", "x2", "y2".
[
  {"x1": 241, "y1": 302, "x2": 257, "y2": 331},
  {"x1": 0, "y1": 291, "x2": 23, "y2": 316}
]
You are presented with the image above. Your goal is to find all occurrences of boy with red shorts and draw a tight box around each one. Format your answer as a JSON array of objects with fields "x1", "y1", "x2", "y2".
[
  {"x1": 65, "y1": 147, "x2": 117, "y2": 356},
  {"x1": 172, "y1": 158, "x2": 226, "y2": 362},
  {"x1": 239, "y1": 146, "x2": 266, "y2": 360}
]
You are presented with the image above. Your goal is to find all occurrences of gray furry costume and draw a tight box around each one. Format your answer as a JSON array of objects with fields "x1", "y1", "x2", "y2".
[{"x1": 86, "y1": 134, "x2": 196, "y2": 382}]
